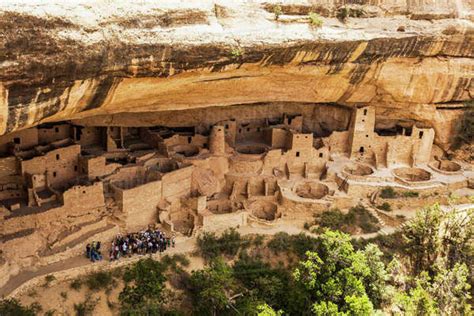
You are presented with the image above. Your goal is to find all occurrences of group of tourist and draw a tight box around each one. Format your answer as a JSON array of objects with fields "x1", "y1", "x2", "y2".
[
  {"x1": 85, "y1": 241, "x2": 103, "y2": 262},
  {"x1": 109, "y1": 228, "x2": 175, "y2": 261}
]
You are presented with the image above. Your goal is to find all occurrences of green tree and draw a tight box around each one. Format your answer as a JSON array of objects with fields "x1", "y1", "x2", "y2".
[
  {"x1": 402, "y1": 204, "x2": 443, "y2": 275},
  {"x1": 189, "y1": 258, "x2": 237, "y2": 315},
  {"x1": 257, "y1": 303, "x2": 283, "y2": 316},
  {"x1": 431, "y1": 263, "x2": 472, "y2": 315},
  {"x1": 0, "y1": 299, "x2": 40, "y2": 316},
  {"x1": 362, "y1": 244, "x2": 390, "y2": 308},
  {"x1": 394, "y1": 273, "x2": 438, "y2": 316},
  {"x1": 293, "y1": 230, "x2": 388, "y2": 315},
  {"x1": 119, "y1": 258, "x2": 168, "y2": 314}
]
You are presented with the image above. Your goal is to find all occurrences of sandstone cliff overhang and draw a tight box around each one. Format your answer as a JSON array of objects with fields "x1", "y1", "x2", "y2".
[{"x1": 0, "y1": 0, "x2": 473, "y2": 135}]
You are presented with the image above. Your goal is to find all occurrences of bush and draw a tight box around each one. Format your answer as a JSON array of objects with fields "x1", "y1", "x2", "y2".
[
  {"x1": 402, "y1": 191, "x2": 419, "y2": 198},
  {"x1": 317, "y1": 208, "x2": 345, "y2": 230},
  {"x1": 308, "y1": 12, "x2": 323, "y2": 27},
  {"x1": 73, "y1": 296, "x2": 98, "y2": 316},
  {"x1": 380, "y1": 187, "x2": 397, "y2": 199},
  {"x1": 349, "y1": 205, "x2": 380, "y2": 233},
  {"x1": 336, "y1": 7, "x2": 349, "y2": 22},
  {"x1": 0, "y1": 299, "x2": 41, "y2": 316},
  {"x1": 197, "y1": 228, "x2": 243, "y2": 260},
  {"x1": 273, "y1": 5, "x2": 282, "y2": 20},
  {"x1": 268, "y1": 232, "x2": 291, "y2": 254},
  {"x1": 377, "y1": 202, "x2": 392, "y2": 212},
  {"x1": 85, "y1": 271, "x2": 113, "y2": 291},
  {"x1": 70, "y1": 279, "x2": 82, "y2": 291}
]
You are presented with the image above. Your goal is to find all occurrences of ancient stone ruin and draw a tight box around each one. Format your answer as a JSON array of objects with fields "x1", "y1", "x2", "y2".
[{"x1": 0, "y1": 0, "x2": 473, "y2": 295}]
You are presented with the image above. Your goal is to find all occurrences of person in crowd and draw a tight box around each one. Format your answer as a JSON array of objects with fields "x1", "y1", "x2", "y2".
[{"x1": 108, "y1": 227, "x2": 173, "y2": 261}]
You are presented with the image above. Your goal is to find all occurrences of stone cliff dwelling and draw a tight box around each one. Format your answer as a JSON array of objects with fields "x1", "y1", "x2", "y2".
[{"x1": 0, "y1": 103, "x2": 472, "y2": 288}]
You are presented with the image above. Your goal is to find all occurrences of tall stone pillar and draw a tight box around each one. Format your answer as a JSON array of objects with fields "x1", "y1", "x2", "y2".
[{"x1": 209, "y1": 125, "x2": 225, "y2": 155}]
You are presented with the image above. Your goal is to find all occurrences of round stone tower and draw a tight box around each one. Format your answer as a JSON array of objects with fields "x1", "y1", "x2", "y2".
[{"x1": 209, "y1": 125, "x2": 225, "y2": 155}]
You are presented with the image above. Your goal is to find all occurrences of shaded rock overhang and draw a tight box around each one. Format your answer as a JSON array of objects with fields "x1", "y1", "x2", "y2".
[{"x1": 0, "y1": 0, "x2": 473, "y2": 135}]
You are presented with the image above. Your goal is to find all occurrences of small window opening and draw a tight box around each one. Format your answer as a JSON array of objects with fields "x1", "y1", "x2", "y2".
[
  {"x1": 239, "y1": 129, "x2": 242, "y2": 133},
  {"x1": 53, "y1": 172, "x2": 57, "y2": 177},
  {"x1": 56, "y1": 154, "x2": 60, "y2": 160},
  {"x1": 319, "y1": 153, "x2": 323, "y2": 158},
  {"x1": 363, "y1": 109, "x2": 367, "y2": 116},
  {"x1": 246, "y1": 128, "x2": 250, "y2": 132},
  {"x1": 296, "y1": 151, "x2": 300, "y2": 157},
  {"x1": 366, "y1": 135, "x2": 369, "y2": 138},
  {"x1": 74, "y1": 166, "x2": 78, "y2": 172},
  {"x1": 257, "y1": 127, "x2": 261, "y2": 132},
  {"x1": 55, "y1": 127, "x2": 59, "y2": 133},
  {"x1": 13, "y1": 137, "x2": 21, "y2": 144},
  {"x1": 359, "y1": 147, "x2": 365, "y2": 154},
  {"x1": 225, "y1": 124, "x2": 229, "y2": 129},
  {"x1": 188, "y1": 137, "x2": 192, "y2": 144},
  {"x1": 419, "y1": 131, "x2": 424, "y2": 139}
]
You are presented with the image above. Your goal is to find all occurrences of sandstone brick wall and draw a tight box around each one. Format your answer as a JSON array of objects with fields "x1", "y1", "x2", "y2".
[
  {"x1": 0, "y1": 156, "x2": 18, "y2": 178},
  {"x1": 118, "y1": 180, "x2": 162, "y2": 230},
  {"x1": 0, "y1": 128, "x2": 38, "y2": 153},
  {"x1": 38, "y1": 124, "x2": 71, "y2": 144},
  {"x1": 162, "y1": 165, "x2": 193, "y2": 200},
  {"x1": 21, "y1": 145, "x2": 81, "y2": 189}
]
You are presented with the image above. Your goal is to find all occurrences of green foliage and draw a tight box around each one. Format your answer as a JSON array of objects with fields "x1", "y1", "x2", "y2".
[
  {"x1": 188, "y1": 258, "x2": 237, "y2": 315},
  {"x1": 316, "y1": 205, "x2": 380, "y2": 234},
  {"x1": 336, "y1": 7, "x2": 350, "y2": 22},
  {"x1": 197, "y1": 228, "x2": 243, "y2": 261},
  {"x1": 402, "y1": 191, "x2": 419, "y2": 198},
  {"x1": 380, "y1": 187, "x2": 397, "y2": 199},
  {"x1": 267, "y1": 232, "x2": 291, "y2": 254},
  {"x1": 273, "y1": 5, "x2": 282, "y2": 21},
  {"x1": 73, "y1": 295, "x2": 99, "y2": 316},
  {"x1": 120, "y1": 258, "x2": 167, "y2": 312},
  {"x1": 85, "y1": 271, "x2": 114, "y2": 291},
  {"x1": 0, "y1": 299, "x2": 40, "y2": 316},
  {"x1": 402, "y1": 204, "x2": 443, "y2": 275},
  {"x1": 394, "y1": 273, "x2": 438, "y2": 316},
  {"x1": 70, "y1": 278, "x2": 82, "y2": 291},
  {"x1": 230, "y1": 48, "x2": 243, "y2": 59},
  {"x1": 293, "y1": 230, "x2": 390, "y2": 315},
  {"x1": 43, "y1": 274, "x2": 56, "y2": 287},
  {"x1": 308, "y1": 12, "x2": 323, "y2": 27},
  {"x1": 377, "y1": 202, "x2": 392, "y2": 212},
  {"x1": 60, "y1": 291, "x2": 68, "y2": 299},
  {"x1": 257, "y1": 303, "x2": 283, "y2": 316}
]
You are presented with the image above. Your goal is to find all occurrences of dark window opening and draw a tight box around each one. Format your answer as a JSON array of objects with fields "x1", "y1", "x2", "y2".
[
  {"x1": 405, "y1": 127, "x2": 413, "y2": 136},
  {"x1": 188, "y1": 137, "x2": 192, "y2": 144},
  {"x1": 363, "y1": 109, "x2": 367, "y2": 116},
  {"x1": 239, "y1": 129, "x2": 242, "y2": 133},
  {"x1": 362, "y1": 119, "x2": 365, "y2": 123},
  {"x1": 296, "y1": 151, "x2": 300, "y2": 157},
  {"x1": 74, "y1": 166, "x2": 78, "y2": 172},
  {"x1": 257, "y1": 127, "x2": 261, "y2": 132},
  {"x1": 366, "y1": 135, "x2": 369, "y2": 138},
  {"x1": 75, "y1": 126, "x2": 83, "y2": 141},
  {"x1": 53, "y1": 172, "x2": 57, "y2": 177},
  {"x1": 225, "y1": 124, "x2": 229, "y2": 129},
  {"x1": 419, "y1": 131, "x2": 424, "y2": 139},
  {"x1": 246, "y1": 128, "x2": 250, "y2": 132},
  {"x1": 55, "y1": 127, "x2": 59, "y2": 133},
  {"x1": 13, "y1": 137, "x2": 21, "y2": 144},
  {"x1": 359, "y1": 147, "x2": 364, "y2": 154},
  {"x1": 319, "y1": 153, "x2": 323, "y2": 158},
  {"x1": 56, "y1": 154, "x2": 60, "y2": 160},
  {"x1": 83, "y1": 190, "x2": 86, "y2": 194}
]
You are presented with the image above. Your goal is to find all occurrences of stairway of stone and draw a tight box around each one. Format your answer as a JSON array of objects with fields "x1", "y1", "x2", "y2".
[{"x1": 360, "y1": 201, "x2": 387, "y2": 230}]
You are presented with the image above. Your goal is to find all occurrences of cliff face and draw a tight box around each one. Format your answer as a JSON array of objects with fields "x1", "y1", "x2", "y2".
[{"x1": 0, "y1": 0, "x2": 473, "y2": 148}]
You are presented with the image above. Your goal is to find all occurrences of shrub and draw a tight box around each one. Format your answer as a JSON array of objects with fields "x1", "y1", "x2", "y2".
[
  {"x1": 290, "y1": 233, "x2": 319, "y2": 258},
  {"x1": 197, "y1": 228, "x2": 243, "y2": 260},
  {"x1": 336, "y1": 7, "x2": 350, "y2": 22},
  {"x1": 377, "y1": 202, "x2": 392, "y2": 212},
  {"x1": 349, "y1": 205, "x2": 380, "y2": 233},
  {"x1": 70, "y1": 279, "x2": 82, "y2": 291},
  {"x1": 60, "y1": 291, "x2": 68, "y2": 299},
  {"x1": 253, "y1": 234, "x2": 265, "y2": 247},
  {"x1": 230, "y1": 48, "x2": 243, "y2": 59},
  {"x1": 219, "y1": 228, "x2": 242, "y2": 257},
  {"x1": 85, "y1": 271, "x2": 113, "y2": 291},
  {"x1": 0, "y1": 299, "x2": 41, "y2": 316},
  {"x1": 43, "y1": 274, "x2": 56, "y2": 287},
  {"x1": 317, "y1": 208, "x2": 345, "y2": 230},
  {"x1": 120, "y1": 258, "x2": 167, "y2": 311},
  {"x1": 73, "y1": 296, "x2": 98, "y2": 316},
  {"x1": 196, "y1": 231, "x2": 220, "y2": 260},
  {"x1": 273, "y1": 5, "x2": 282, "y2": 20},
  {"x1": 303, "y1": 222, "x2": 311, "y2": 230},
  {"x1": 380, "y1": 187, "x2": 397, "y2": 199},
  {"x1": 268, "y1": 232, "x2": 291, "y2": 254},
  {"x1": 402, "y1": 191, "x2": 419, "y2": 198},
  {"x1": 308, "y1": 12, "x2": 323, "y2": 27}
]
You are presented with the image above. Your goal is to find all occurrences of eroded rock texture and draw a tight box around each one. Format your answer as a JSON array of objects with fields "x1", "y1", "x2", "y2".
[{"x1": 0, "y1": 0, "x2": 473, "y2": 149}]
